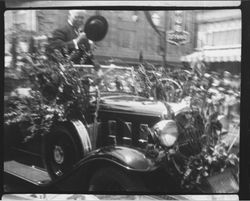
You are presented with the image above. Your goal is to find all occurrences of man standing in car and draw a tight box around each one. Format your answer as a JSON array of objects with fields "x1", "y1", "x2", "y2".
[{"x1": 47, "y1": 10, "x2": 100, "y2": 71}]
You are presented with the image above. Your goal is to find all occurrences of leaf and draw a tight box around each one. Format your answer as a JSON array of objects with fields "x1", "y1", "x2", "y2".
[
  {"x1": 229, "y1": 159, "x2": 236, "y2": 166},
  {"x1": 203, "y1": 171, "x2": 209, "y2": 177},
  {"x1": 5, "y1": 49, "x2": 92, "y2": 141}
]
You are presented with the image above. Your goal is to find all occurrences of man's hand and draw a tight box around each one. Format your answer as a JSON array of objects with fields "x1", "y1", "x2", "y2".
[
  {"x1": 73, "y1": 32, "x2": 87, "y2": 49},
  {"x1": 75, "y1": 32, "x2": 87, "y2": 44},
  {"x1": 89, "y1": 40, "x2": 96, "y2": 51},
  {"x1": 97, "y1": 69, "x2": 104, "y2": 78}
]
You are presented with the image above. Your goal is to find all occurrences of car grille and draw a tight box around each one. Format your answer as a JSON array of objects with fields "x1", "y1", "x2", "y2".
[
  {"x1": 105, "y1": 120, "x2": 152, "y2": 148},
  {"x1": 175, "y1": 111, "x2": 205, "y2": 156}
]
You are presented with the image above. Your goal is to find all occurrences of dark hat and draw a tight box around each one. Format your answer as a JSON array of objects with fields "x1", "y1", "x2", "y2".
[{"x1": 84, "y1": 15, "x2": 108, "y2": 42}]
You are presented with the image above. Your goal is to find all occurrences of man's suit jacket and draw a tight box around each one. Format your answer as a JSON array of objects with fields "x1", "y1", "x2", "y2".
[
  {"x1": 48, "y1": 23, "x2": 78, "y2": 53},
  {"x1": 47, "y1": 23, "x2": 100, "y2": 70},
  {"x1": 47, "y1": 23, "x2": 91, "y2": 64}
]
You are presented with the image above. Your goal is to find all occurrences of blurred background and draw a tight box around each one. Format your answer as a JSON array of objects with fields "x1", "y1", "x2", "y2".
[{"x1": 4, "y1": 9, "x2": 241, "y2": 73}]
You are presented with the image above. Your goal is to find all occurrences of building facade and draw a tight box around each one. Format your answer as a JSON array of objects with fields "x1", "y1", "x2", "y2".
[
  {"x1": 5, "y1": 10, "x2": 197, "y2": 68},
  {"x1": 182, "y1": 9, "x2": 241, "y2": 74}
]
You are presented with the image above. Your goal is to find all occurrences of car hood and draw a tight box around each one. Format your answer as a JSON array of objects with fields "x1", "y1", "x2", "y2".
[
  {"x1": 99, "y1": 94, "x2": 169, "y2": 117},
  {"x1": 167, "y1": 102, "x2": 191, "y2": 115}
]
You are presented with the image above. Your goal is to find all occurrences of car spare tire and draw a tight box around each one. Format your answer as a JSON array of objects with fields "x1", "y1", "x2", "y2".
[
  {"x1": 42, "y1": 125, "x2": 82, "y2": 180},
  {"x1": 88, "y1": 167, "x2": 147, "y2": 192}
]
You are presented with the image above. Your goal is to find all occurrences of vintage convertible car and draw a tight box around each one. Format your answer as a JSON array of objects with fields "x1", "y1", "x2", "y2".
[
  {"x1": 4, "y1": 15, "x2": 238, "y2": 194},
  {"x1": 4, "y1": 64, "x2": 238, "y2": 194}
]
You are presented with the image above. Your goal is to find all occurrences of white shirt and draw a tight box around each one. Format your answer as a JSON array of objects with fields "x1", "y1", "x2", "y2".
[
  {"x1": 67, "y1": 20, "x2": 94, "y2": 51},
  {"x1": 68, "y1": 20, "x2": 79, "y2": 50}
]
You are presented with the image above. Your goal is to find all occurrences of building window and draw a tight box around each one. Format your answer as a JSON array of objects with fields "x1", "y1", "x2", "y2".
[
  {"x1": 230, "y1": 29, "x2": 241, "y2": 44},
  {"x1": 118, "y1": 11, "x2": 134, "y2": 21},
  {"x1": 148, "y1": 30, "x2": 157, "y2": 52},
  {"x1": 206, "y1": 32, "x2": 213, "y2": 46},
  {"x1": 206, "y1": 29, "x2": 241, "y2": 47},
  {"x1": 16, "y1": 11, "x2": 27, "y2": 24},
  {"x1": 212, "y1": 31, "x2": 225, "y2": 46},
  {"x1": 118, "y1": 28, "x2": 135, "y2": 49},
  {"x1": 99, "y1": 29, "x2": 111, "y2": 48}
]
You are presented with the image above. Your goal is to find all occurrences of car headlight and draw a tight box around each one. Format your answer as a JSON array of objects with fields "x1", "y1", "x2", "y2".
[{"x1": 153, "y1": 120, "x2": 179, "y2": 147}]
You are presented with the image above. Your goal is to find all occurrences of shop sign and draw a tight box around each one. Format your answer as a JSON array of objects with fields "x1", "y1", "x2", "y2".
[
  {"x1": 167, "y1": 30, "x2": 190, "y2": 45},
  {"x1": 167, "y1": 11, "x2": 190, "y2": 46}
]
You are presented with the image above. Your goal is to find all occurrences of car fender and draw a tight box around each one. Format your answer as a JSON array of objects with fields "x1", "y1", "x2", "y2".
[
  {"x1": 80, "y1": 146, "x2": 158, "y2": 172},
  {"x1": 47, "y1": 120, "x2": 92, "y2": 160},
  {"x1": 71, "y1": 120, "x2": 92, "y2": 154},
  {"x1": 52, "y1": 146, "x2": 159, "y2": 190}
]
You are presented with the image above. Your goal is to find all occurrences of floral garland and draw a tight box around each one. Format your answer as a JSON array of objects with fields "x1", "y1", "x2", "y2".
[
  {"x1": 136, "y1": 63, "x2": 239, "y2": 192},
  {"x1": 179, "y1": 139, "x2": 239, "y2": 191},
  {"x1": 4, "y1": 50, "x2": 91, "y2": 142}
]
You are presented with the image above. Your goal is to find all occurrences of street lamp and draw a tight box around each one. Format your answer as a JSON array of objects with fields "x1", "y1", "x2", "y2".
[
  {"x1": 132, "y1": 11, "x2": 167, "y2": 68},
  {"x1": 134, "y1": 11, "x2": 192, "y2": 70},
  {"x1": 132, "y1": 11, "x2": 168, "y2": 68},
  {"x1": 151, "y1": 11, "x2": 167, "y2": 69},
  {"x1": 151, "y1": 13, "x2": 160, "y2": 26},
  {"x1": 132, "y1": 11, "x2": 139, "y2": 22}
]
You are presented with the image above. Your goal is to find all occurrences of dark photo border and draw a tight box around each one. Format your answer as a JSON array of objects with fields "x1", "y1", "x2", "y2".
[{"x1": 1, "y1": 1, "x2": 249, "y2": 200}]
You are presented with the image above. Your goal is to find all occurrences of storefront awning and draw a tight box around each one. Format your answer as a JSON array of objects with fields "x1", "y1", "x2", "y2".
[{"x1": 181, "y1": 47, "x2": 241, "y2": 63}]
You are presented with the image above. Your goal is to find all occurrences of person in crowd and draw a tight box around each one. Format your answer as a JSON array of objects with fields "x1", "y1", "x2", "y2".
[
  {"x1": 232, "y1": 74, "x2": 241, "y2": 91},
  {"x1": 221, "y1": 71, "x2": 232, "y2": 90},
  {"x1": 47, "y1": 10, "x2": 100, "y2": 71}
]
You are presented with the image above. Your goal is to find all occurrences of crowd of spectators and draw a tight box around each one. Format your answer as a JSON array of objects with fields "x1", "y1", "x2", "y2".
[{"x1": 136, "y1": 63, "x2": 240, "y2": 129}]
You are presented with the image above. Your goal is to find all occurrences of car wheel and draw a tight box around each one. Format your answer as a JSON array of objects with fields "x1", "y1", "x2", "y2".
[
  {"x1": 42, "y1": 126, "x2": 81, "y2": 180},
  {"x1": 88, "y1": 167, "x2": 147, "y2": 192}
]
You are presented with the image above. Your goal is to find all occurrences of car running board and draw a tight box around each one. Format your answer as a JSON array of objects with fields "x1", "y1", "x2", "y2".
[{"x1": 4, "y1": 160, "x2": 52, "y2": 186}]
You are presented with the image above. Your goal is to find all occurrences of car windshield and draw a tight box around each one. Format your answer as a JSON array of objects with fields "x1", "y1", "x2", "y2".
[
  {"x1": 75, "y1": 64, "x2": 139, "y2": 94},
  {"x1": 100, "y1": 66, "x2": 137, "y2": 94}
]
